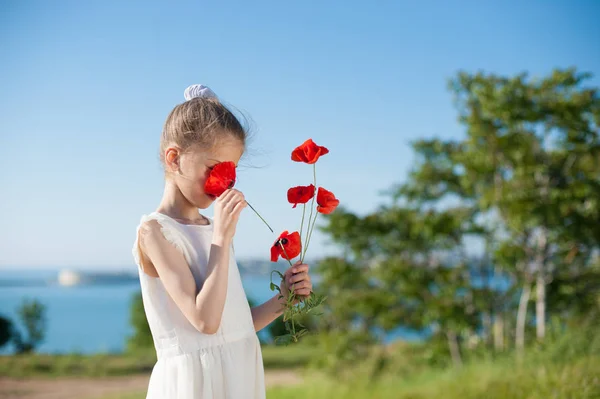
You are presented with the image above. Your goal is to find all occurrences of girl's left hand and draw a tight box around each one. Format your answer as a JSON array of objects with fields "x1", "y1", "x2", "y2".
[{"x1": 280, "y1": 260, "x2": 312, "y2": 303}]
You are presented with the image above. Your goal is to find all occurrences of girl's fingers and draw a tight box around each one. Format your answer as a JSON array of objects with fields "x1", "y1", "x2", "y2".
[
  {"x1": 295, "y1": 288, "x2": 311, "y2": 297},
  {"x1": 232, "y1": 200, "x2": 247, "y2": 215},
  {"x1": 219, "y1": 189, "x2": 244, "y2": 205},
  {"x1": 292, "y1": 280, "x2": 311, "y2": 291},
  {"x1": 231, "y1": 194, "x2": 246, "y2": 209},
  {"x1": 218, "y1": 189, "x2": 236, "y2": 202},
  {"x1": 222, "y1": 193, "x2": 245, "y2": 212},
  {"x1": 289, "y1": 272, "x2": 309, "y2": 284},
  {"x1": 291, "y1": 264, "x2": 309, "y2": 274},
  {"x1": 225, "y1": 194, "x2": 244, "y2": 207}
]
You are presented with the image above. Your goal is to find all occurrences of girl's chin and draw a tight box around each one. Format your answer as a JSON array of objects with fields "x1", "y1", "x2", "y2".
[{"x1": 193, "y1": 195, "x2": 215, "y2": 209}]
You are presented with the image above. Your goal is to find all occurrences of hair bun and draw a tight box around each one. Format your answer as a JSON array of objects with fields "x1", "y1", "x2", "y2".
[{"x1": 184, "y1": 84, "x2": 218, "y2": 101}]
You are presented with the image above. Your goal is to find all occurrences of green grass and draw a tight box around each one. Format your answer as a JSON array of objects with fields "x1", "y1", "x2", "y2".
[
  {"x1": 261, "y1": 342, "x2": 315, "y2": 369},
  {"x1": 98, "y1": 355, "x2": 600, "y2": 399},
  {"x1": 269, "y1": 355, "x2": 600, "y2": 399},
  {"x1": 98, "y1": 395, "x2": 144, "y2": 399},
  {"x1": 7, "y1": 326, "x2": 600, "y2": 399},
  {"x1": 0, "y1": 352, "x2": 156, "y2": 378},
  {"x1": 98, "y1": 350, "x2": 600, "y2": 399},
  {"x1": 0, "y1": 344, "x2": 315, "y2": 378},
  {"x1": 270, "y1": 322, "x2": 600, "y2": 399}
]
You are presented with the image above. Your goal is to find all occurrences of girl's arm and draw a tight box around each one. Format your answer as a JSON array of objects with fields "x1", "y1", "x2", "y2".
[
  {"x1": 140, "y1": 189, "x2": 247, "y2": 335},
  {"x1": 140, "y1": 221, "x2": 231, "y2": 334},
  {"x1": 250, "y1": 294, "x2": 286, "y2": 332},
  {"x1": 250, "y1": 262, "x2": 312, "y2": 332}
]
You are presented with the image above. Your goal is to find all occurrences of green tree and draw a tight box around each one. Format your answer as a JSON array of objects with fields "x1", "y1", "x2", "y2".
[
  {"x1": 400, "y1": 68, "x2": 600, "y2": 354},
  {"x1": 319, "y1": 205, "x2": 481, "y2": 369},
  {"x1": 317, "y1": 67, "x2": 600, "y2": 370},
  {"x1": 0, "y1": 315, "x2": 14, "y2": 349},
  {"x1": 446, "y1": 68, "x2": 600, "y2": 349},
  {"x1": 14, "y1": 299, "x2": 46, "y2": 354},
  {"x1": 126, "y1": 291, "x2": 153, "y2": 351}
]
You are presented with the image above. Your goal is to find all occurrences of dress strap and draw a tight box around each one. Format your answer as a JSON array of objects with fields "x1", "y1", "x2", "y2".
[{"x1": 132, "y1": 212, "x2": 194, "y2": 267}]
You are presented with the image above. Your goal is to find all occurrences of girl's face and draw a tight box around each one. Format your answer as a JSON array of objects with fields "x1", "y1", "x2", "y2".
[{"x1": 166, "y1": 136, "x2": 244, "y2": 209}]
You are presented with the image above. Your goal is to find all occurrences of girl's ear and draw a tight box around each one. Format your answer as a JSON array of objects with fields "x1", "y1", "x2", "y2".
[{"x1": 165, "y1": 147, "x2": 181, "y2": 173}]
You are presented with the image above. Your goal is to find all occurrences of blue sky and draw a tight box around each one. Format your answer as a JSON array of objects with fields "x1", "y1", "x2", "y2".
[{"x1": 1, "y1": 0, "x2": 599, "y2": 268}]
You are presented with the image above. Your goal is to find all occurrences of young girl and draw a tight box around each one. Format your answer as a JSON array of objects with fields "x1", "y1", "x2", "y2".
[{"x1": 132, "y1": 84, "x2": 313, "y2": 399}]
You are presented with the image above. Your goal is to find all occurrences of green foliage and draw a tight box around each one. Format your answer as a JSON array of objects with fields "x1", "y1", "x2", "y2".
[
  {"x1": 126, "y1": 291, "x2": 153, "y2": 352},
  {"x1": 315, "y1": 67, "x2": 600, "y2": 373},
  {"x1": 0, "y1": 314, "x2": 14, "y2": 349},
  {"x1": 267, "y1": 309, "x2": 320, "y2": 345},
  {"x1": 13, "y1": 299, "x2": 47, "y2": 354},
  {"x1": 268, "y1": 269, "x2": 326, "y2": 344},
  {"x1": 309, "y1": 330, "x2": 378, "y2": 377},
  {"x1": 261, "y1": 341, "x2": 318, "y2": 369},
  {"x1": 317, "y1": 204, "x2": 484, "y2": 370}
]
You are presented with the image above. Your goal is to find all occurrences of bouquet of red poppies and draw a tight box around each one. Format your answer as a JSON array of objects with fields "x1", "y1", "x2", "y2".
[{"x1": 205, "y1": 139, "x2": 338, "y2": 344}]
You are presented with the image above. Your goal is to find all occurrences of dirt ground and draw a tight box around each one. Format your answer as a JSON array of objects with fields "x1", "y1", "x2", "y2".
[{"x1": 0, "y1": 370, "x2": 301, "y2": 399}]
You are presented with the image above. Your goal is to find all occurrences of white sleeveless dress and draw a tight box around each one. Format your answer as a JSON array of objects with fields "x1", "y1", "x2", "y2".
[{"x1": 132, "y1": 211, "x2": 266, "y2": 399}]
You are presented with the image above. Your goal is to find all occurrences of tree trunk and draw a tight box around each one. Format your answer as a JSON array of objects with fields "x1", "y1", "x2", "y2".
[
  {"x1": 447, "y1": 330, "x2": 463, "y2": 367},
  {"x1": 482, "y1": 313, "x2": 492, "y2": 348},
  {"x1": 536, "y1": 274, "x2": 546, "y2": 340},
  {"x1": 516, "y1": 282, "x2": 531, "y2": 356},
  {"x1": 493, "y1": 313, "x2": 505, "y2": 351},
  {"x1": 535, "y1": 229, "x2": 548, "y2": 341}
]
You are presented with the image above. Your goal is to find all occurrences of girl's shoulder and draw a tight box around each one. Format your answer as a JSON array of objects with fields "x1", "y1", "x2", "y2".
[
  {"x1": 136, "y1": 212, "x2": 190, "y2": 252},
  {"x1": 137, "y1": 212, "x2": 214, "y2": 249},
  {"x1": 135, "y1": 212, "x2": 208, "y2": 266}
]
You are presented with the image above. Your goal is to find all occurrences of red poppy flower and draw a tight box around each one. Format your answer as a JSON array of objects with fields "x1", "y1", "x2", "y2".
[
  {"x1": 270, "y1": 231, "x2": 302, "y2": 262},
  {"x1": 204, "y1": 161, "x2": 236, "y2": 197},
  {"x1": 316, "y1": 187, "x2": 339, "y2": 214},
  {"x1": 287, "y1": 184, "x2": 316, "y2": 208},
  {"x1": 291, "y1": 139, "x2": 329, "y2": 164}
]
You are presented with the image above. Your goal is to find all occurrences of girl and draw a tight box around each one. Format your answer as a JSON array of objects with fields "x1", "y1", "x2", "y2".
[{"x1": 132, "y1": 84, "x2": 313, "y2": 399}]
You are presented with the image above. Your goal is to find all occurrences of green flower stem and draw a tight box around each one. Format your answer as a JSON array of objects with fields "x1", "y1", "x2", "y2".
[
  {"x1": 267, "y1": 162, "x2": 328, "y2": 344},
  {"x1": 303, "y1": 213, "x2": 319, "y2": 263},
  {"x1": 303, "y1": 206, "x2": 314, "y2": 261},
  {"x1": 299, "y1": 203, "x2": 306, "y2": 241},
  {"x1": 269, "y1": 269, "x2": 297, "y2": 343},
  {"x1": 291, "y1": 301, "x2": 296, "y2": 335},
  {"x1": 275, "y1": 241, "x2": 302, "y2": 342},
  {"x1": 278, "y1": 242, "x2": 294, "y2": 268},
  {"x1": 246, "y1": 201, "x2": 274, "y2": 233},
  {"x1": 302, "y1": 164, "x2": 317, "y2": 261}
]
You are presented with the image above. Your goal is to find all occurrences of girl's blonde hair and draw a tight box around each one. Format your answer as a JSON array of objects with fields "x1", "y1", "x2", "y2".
[{"x1": 160, "y1": 94, "x2": 247, "y2": 166}]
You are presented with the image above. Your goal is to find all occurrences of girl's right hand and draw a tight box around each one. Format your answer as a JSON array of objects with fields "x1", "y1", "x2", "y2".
[{"x1": 212, "y1": 189, "x2": 247, "y2": 246}]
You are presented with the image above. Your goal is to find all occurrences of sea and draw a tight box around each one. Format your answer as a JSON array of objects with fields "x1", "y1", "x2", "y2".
[{"x1": 0, "y1": 268, "x2": 418, "y2": 355}]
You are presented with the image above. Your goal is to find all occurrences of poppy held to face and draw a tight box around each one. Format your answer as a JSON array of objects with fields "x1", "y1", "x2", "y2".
[{"x1": 204, "y1": 161, "x2": 236, "y2": 197}]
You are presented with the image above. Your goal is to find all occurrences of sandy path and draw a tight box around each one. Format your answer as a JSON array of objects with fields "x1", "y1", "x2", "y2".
[{"x1": 0, "y1": 370, "x2": 301, "y2": 399}]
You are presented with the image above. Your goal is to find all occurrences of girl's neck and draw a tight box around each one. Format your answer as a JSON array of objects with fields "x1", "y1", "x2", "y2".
[{"x1": 157, "y1": 181, "x2": 206, "y2": 224}]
